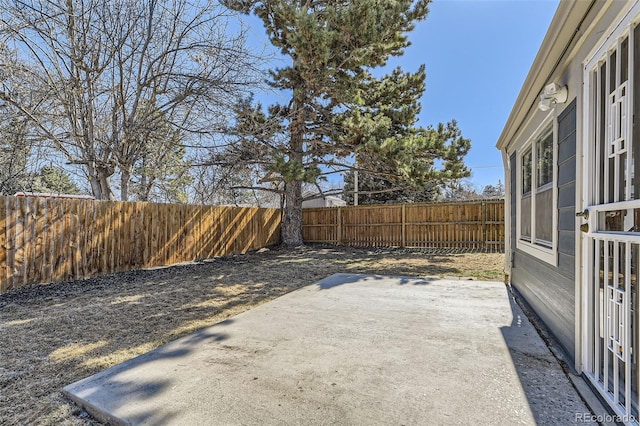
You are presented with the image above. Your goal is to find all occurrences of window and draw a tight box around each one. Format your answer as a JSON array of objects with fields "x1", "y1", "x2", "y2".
[
  {"x1": 517, "y1": 118, "x2": 557, "y2": 265},
  {"x1": 521, "y1": 148, "x2": 532, "y2": 241},
  {"x1": 535, "y1": 128, "x2": 553, "y2": 245}
]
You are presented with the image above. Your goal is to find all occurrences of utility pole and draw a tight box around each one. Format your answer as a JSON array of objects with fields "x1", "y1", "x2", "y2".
[{"x1": 353, "y1": 169, "x2": 358, "y2": 206}]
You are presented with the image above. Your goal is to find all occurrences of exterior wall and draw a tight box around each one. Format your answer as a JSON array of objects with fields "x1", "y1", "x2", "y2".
[
  {"x1": 502, "y1": 1, "x2": 634, "y2": 366},
  {"x1": 326, "y1": 197, "x2": 346, "y2": 208},
  {"x1": 510, "y1": 100, "x2": 576, "y2": 358},
  {"x1": 498, "y1": 0, "x2": 640, "y2": 417},
  {"x1": 302, "y1": 196, "x2": 346, "y2": 209},
  {"x1": 302, "y1": 198, "x2": 329, "y2": 209}
]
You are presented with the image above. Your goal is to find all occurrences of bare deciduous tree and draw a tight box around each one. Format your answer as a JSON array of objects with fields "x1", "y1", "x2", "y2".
[
  {"x1": 0, "y1": 0, "x2": 262, "y2": 200},
  {"x1": 0, "y1": 42, "x2": 58, "y2": 194}
]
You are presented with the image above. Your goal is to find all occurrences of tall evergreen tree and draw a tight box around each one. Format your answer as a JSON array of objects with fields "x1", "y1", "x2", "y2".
[
  {"x1": 343, "y1": 165, "x2": 440, "y2": 205},
  {"x1": 223, "y1": 0, "x2": 470, "y2": 245}
]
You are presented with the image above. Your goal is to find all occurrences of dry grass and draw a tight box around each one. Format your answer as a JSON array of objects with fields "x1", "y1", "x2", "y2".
[{"x1": 0, "y1": 245, "x2": 504, "y2": 425}]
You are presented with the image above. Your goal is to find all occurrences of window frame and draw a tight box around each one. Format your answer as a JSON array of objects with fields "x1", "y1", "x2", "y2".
[{"x1": 515, "y1": 113, "x2": 558, "y2": 266}]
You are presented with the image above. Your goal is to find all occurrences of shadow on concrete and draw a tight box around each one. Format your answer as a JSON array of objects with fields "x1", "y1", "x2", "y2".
[
  {"x1": 63, "y1": 327, "x2": 232, "y2": 425},
  {"x1": 65, "y1": 377, "x2": 177, "y2": 426},
  {"x1": 500, "y1": 286, "x2": 589, "y2": 424},
  {"x1": 315, "y1": 273, "x2": 437, "y2": 290}
]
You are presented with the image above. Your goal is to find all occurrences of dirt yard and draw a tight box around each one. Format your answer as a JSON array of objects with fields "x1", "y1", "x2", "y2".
[{"x1": 0, "y1": 245, "x2": 504, "y2": 425}]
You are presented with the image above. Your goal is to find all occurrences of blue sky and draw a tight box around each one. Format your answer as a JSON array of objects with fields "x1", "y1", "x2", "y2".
[
  {"x1": 406, "y1": 0, "x2": 560, "y2": 189},
  {"x1": 243, "y1": 0, "x2": 560, "y2": 191}
]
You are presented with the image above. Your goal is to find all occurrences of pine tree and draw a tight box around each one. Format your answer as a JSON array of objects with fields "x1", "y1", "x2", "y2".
[
  {"x1": 343, "y1": 162, "x2": 440, "y2": 205},
  {"x1": 32, "y1": 166, "x2": 82, "y2": 195},
  {"x1": 223, "y1": 0, "x2": 470, "y2": 245},
  {"x1": 481, "y1": 180, "x2": 505, "y2": 199}
]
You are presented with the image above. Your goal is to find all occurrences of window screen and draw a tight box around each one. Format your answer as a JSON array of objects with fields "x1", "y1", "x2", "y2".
[
  {"x1": 522, "y1": 148, "x2": 532, "y2": 195},
  {"x1": 536, "y1": 130, "x2": 553, "y2": 188}
]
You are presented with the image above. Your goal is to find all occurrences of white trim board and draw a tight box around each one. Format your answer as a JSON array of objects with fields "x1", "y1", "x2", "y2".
[{"x1": 515, "y1": 112, "x2": 559, "y2": 267}]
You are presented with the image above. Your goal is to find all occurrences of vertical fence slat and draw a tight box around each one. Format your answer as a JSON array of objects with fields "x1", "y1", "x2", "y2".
[
  {"x1": 14, "y1": 197, "x2": 26, "y2": 287},
  {"x1": 6, "y1": 197, "x2": 14, "y2": 290},
  {"x1": 71, "y1": 200, "x2": 80, "y2": 279},
  {"x1": 0, "y1": 197, "x2": 6, "y2": 293},
  {"x1": 83, "y1": 199, "x2": 92, "y2": 277},
  {"x1": 336, "y1": 208, "x2": 342, "y2": 245},
  {"x1": 402, "y1": 204, "x2": 407, "y2": 247},
  {"x1": 51, "y1": 199, "x2": 62, "y2": 281},
  {"x1": 25, "y1": 197, "x2": 36, "y2": 286}
]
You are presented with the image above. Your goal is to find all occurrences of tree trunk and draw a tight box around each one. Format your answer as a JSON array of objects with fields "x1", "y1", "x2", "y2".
[
  {"x1": 90, "y1": 163, "x2": 115, "y2": 201},
  {"x1": 281, "y1": 180, "x2": 303, "y2": 246},
  {"x1": 86, "y1": 162, "x2": 104, "y2": 199},
  {"x1": 282, "y1": 56, "x2": 305, "y2": 247},
  {"x1": 98, "y1": 173, "x2": 115, "y2": 200},
  {"x1": 86, "y1": 169, "x2": 114, "y2": 200},
  {"x1": 88, "y1": 176, "x2": 102, "y2": 199},
  {"x1": 120, "y1": 167, "x2": 131, "y2": 201}
]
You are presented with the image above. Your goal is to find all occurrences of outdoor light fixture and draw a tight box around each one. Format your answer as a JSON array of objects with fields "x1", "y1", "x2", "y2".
[{"x1": 538, "y1": 82, "x2": 568, "y2": 111}]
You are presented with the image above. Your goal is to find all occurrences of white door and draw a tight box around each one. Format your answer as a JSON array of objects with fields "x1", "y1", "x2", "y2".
[{"x1": 582, "y1": 4, "x2": 640, "y2": 423}]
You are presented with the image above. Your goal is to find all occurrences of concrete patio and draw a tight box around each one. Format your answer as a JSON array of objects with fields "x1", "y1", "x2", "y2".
[{"x1": 64, "y1": 273, "x2": 594, "y2": 425}]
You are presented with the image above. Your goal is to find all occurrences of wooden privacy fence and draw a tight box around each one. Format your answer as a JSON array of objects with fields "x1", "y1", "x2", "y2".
[
  {"x1": 302, "y1": 199, "x2": 504, "y2": 251},
  {"x1": 0, "y1": 196, "x2": 281, "y2": 294}
]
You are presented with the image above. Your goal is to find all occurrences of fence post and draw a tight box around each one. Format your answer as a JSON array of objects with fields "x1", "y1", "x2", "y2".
[
  {"x1": 401, "y1": 204, "x2": 406, "y2": 248},
  {"x1": 336, "y1": 207, "x2": 342, "y2": 245},
  {"x1": 481, "y1": 201, "x2": 487, "y2": 251},
  {"x1": 0, "y1": 197, "x2": 5, "y2": 294}
]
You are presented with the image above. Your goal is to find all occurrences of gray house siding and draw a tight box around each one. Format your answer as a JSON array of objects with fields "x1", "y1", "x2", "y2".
[{"x1": 510, "y1": 100, "x2": 577, "y2": 358}]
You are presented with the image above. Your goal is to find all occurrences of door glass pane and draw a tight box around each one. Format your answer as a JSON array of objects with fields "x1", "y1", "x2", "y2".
[
  {"x1": 622, "y1": 37, "x2": 629, "y2": 82},
  {"x1": 621, "y1": 152, "x2": 628, "y2": 202},
  {"x1": 599, "y1": 62, "x2": 607, "y2": 204},
  {"x1": 607, "y1": 241, "x2": 615, "y2": 396},
  {"x1": 598, "y1": 208, "x2": 640, "y2": 232},
  {"x1": 595, "y1": 239, "x2": 604, "y2": 380},
  {"x1": 610, "y1": 50, "x2": 617, "y2": 95},
  {"x1": 609, "y1": 156, "x2": 616, "y2": 204}
]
